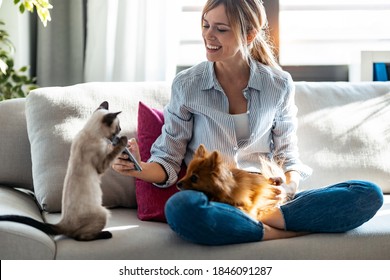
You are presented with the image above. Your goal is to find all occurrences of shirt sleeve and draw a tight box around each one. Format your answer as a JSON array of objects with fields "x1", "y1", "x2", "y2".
[
  {"x1": 272, "y1": 76, "x2": 312, "y2": 179},
  {"x1": 148, "y1": 77, "x2": 194, "y2": 188}
]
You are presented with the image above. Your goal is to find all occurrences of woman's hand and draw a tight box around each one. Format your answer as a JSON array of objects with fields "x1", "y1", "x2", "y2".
[
  {"x1": 112, "y1": 138, "x2": 142, "y2": 176},
  {"x1": 112, "y1": 138, "x2": 168, "y2": 184},
  {"x1": 282, "y1": 171, "x2": 301, "y2": 201},
  {"x1": 280, "y1": 182, "x2": 297, "y2": 202}
]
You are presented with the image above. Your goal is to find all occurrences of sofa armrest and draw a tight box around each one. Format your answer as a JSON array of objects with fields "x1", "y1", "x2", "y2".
[
  {"x1": 0, "y1": 99, "x2": 33, "y2": 190},
  {"x1": 0, "y1": 185, "x2": 55, "y2": 259}
]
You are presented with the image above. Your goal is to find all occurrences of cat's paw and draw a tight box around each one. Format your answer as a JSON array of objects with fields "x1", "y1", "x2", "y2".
[{"x1": 118, "y1": 136, "x2": 128, "y2": 147}]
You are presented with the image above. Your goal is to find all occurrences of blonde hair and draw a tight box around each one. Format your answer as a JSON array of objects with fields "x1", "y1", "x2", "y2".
[{"x1": 202, "y1": 0, "x2": 280, "y2": 69}]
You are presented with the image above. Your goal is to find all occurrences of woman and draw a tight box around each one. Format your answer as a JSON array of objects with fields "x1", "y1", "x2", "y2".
[{"x1": 112, "y1": 0, "x2": 383, "y2": 245}]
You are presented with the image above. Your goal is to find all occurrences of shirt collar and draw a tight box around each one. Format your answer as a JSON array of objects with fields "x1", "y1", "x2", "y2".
[
  {"x1": 247, "y1": 58, "x2": 264, "y2": 92},
  {"x1": 200, "y1": 58, "x2": 263, "y2": 92},
  {"x1": 200, "y1": 61, "x2": 219, "y2": 91}
]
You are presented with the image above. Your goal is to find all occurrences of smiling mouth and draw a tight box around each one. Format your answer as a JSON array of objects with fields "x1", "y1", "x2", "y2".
[{"x1": 206, "y1": 44, "x2": 221, "y2": 50}]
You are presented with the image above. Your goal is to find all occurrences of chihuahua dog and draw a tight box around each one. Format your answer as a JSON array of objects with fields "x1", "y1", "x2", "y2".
[{"x1": 177, "y1": 144, "x2": 287, "y2": 221}]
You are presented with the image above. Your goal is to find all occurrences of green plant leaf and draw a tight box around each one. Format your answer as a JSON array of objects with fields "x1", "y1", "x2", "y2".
[
  {"x1": 0, "y1": 18, "x2": 39, "y2": 100},
  {"x1": 6, "y1": 58, "x2": 14, "y2": 69},
  {"x1": 19, "y1": 4, "x2": 25, "y2": 14},
  {"x1": 11, "y1": 74, "x2": 21, "y2": 82},
  {"x1": 17, "y1": 88, "x2": 25, "y2": 97}
]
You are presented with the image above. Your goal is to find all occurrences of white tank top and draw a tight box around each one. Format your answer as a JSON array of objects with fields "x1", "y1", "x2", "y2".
[{"x1": 231, "y1": 113, "x2": 250, "y2": 141}]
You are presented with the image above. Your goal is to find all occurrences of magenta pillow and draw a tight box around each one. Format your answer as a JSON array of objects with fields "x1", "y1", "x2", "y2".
[{"x1": 136, "y1": 101, "x2": 185, "y2": 222}]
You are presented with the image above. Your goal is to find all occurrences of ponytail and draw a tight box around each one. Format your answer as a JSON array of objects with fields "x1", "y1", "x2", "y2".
[{"x1": 249, "y1": 29, "x2": 280, "y2": 69}]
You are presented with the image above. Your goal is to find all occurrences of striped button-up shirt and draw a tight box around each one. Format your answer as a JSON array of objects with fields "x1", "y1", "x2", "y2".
[{"x1": 149, "y1": 59, "x2": 312, "y2": 187}]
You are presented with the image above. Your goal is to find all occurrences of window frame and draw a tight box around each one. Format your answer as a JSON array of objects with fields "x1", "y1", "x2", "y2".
[
  {"x1": 179, "y1": 1, "x2": 351, "y2": 81},
  {"x1": 267, "y1": 1, "x2": 350, "y2": 81}
]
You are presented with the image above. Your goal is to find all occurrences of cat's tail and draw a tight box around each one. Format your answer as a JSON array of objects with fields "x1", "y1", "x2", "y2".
[{"x1": 0, "y1": 215, "x2": 59, "y2": 235}]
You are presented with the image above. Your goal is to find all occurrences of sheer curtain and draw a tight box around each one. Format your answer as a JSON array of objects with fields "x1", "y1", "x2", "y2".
[{"x1": 84, "y1": 0, "x2": 180, "y2": 83}]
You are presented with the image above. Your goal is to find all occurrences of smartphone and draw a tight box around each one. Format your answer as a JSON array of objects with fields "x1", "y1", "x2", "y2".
[{"x1": 122, "y1": 147, "x2": 142, "y2": 171}]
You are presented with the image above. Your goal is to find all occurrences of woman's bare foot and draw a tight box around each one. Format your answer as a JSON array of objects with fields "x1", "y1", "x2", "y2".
[
  {"x1": 262, "y1": 224, "x2": 309, "y2": 240},
  {"x1": 260, "y1": 207, "x2": 309, "y2": 240}
]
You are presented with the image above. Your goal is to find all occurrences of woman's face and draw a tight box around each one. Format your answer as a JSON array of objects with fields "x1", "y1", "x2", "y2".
[{"x1": 202, "y1": 4, "x2": 242, "y2": 64}]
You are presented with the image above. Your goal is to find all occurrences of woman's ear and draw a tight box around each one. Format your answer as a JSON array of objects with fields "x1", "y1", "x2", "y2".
[{"x1": 247, "y1": 30, "x2": 257, "y2": 44}]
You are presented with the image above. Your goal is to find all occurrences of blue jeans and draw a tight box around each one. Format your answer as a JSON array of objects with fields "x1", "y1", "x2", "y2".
[{"x1": 165, "y1": 180, "x2": 383, "y2": 245}]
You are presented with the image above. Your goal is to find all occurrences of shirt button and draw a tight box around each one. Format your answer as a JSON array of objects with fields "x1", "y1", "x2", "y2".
[{"x1": 233, "y1": 147, "x2": 238, "y2": 151}]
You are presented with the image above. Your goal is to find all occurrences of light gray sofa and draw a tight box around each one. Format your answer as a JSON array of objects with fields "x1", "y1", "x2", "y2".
[{"x1": 1, "y1": 81, "x2": 390, "y2": 260}]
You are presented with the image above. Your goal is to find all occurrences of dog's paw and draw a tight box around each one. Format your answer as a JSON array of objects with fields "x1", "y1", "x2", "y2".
[
  {"x1": 269, "y1": 177, "x2": 284, "y2": 186},
  {"x1": 268, "y1": 185, "x2": 287, "y2": 204}
]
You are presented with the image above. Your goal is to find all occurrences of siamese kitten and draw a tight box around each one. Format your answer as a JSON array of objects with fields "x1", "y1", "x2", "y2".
[{"x1": 0, "y1": 101, "x2": 127, "y2": 241}]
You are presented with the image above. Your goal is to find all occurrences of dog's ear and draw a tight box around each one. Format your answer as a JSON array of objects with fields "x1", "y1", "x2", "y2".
[
  {"x1": 208, "y1": 151, "x2": 223, "y2": 169},
  {"x1": 195, "y1": 144, "x2": 207, "y2": 158}
]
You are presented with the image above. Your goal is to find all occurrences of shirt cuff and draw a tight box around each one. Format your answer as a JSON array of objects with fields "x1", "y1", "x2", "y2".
[
  {"x1": 284, "y1": 162, "x2": 313, "y2": 181},
  {"x1": 147, "y1": 158, "x2": 179, "y2": 188}
]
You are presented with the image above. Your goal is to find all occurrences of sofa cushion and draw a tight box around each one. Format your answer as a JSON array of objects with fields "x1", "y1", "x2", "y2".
[
  {"x1": 295, "y1": 82, "x2": 390, "y2": 193},
  {"x1": 25, "y1": 82, "x2": 171, "y2": 212},
  {"x1": 0, "y1": 186, "x2": 55, "y2": 259},
  {"x1": 49, "y1": 195, "x2": 390, "y2": 260},
  {"x1": 136, "y1": 102, "x2": 183, "y2": 222},
  {"x1": 0, "y1": 99, "x2": 33, "y2": 190}
]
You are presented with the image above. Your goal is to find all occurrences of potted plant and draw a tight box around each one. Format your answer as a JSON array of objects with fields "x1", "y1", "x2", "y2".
[{"x1": 0, "y1": 0, "x2": 52, "y2": 101}]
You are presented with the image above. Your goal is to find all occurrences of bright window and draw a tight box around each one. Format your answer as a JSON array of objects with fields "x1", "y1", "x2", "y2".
[
  {"x1": 178, "y1": 0, "x2": 206, "y2": 67},
  {"x1": 279, "y1": 0, "x2": 390, "y2": 66},
  {"x1": 178, "y1": 0, "x2": 390, "y2": 75}
]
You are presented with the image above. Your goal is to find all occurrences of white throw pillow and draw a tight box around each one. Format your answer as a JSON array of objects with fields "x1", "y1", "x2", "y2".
[{"x1": 25, "y1": 82, "x2": 170, "y2": 212}]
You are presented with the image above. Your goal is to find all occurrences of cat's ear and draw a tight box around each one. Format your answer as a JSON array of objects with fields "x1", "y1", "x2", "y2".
[
  {"x1": 98, "y1": 101, "x2": 109, "y2": 110},
  {"x1": 102, "y1": 112, "x2": 121, "y2": 126}
]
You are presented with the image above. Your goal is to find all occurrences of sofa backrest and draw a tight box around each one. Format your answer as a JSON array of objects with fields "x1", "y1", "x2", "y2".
[
  {"x1": 1, "y1": 81, "x2": 389, "y2": 212},
  {"x1": 295, "y1": 82, "x2": 390, "y2": 193}
]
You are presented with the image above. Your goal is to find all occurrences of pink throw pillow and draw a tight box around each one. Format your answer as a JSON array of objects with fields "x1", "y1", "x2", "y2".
[{"x1": 136, "y1": 101, "x2": 185, "y2": 222}]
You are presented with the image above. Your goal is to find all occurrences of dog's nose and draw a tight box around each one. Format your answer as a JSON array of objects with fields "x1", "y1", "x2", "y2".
[{"x1": 176, "y1": 181, "x2": 183, "y2": 190}]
